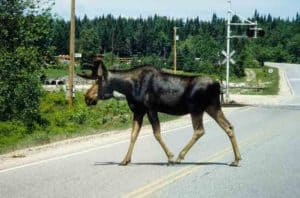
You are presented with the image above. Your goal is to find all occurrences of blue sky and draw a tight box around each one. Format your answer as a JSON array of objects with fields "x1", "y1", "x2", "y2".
[{"x1": 53, "y1": 0, "x2": 300, "y2": 20}]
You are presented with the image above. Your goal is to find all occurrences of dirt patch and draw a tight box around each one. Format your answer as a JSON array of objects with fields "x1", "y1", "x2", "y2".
[{"x1": 245, "y1": 68, "x2": 256, "y2": 82}]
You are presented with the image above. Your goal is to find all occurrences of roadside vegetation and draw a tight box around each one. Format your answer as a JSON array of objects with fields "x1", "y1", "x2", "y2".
[
  {"x1": 231, "y1": 67, "x2": 279, "y2": 95},
  {"x1": 0, "y1": 92, "x2": 176, "y2": 154},
  {"x1": 42, "y1": 63, "x2": 83, "y2": 79}
]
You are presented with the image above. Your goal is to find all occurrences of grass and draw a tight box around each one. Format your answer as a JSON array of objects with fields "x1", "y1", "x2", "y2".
[
  {"x1": 255, "y1": 67, "x2": 279, "y2": 95},
  {"x1": 0, "y1": 92, "x2": 178, "y2": 154},
  {"x1": 43, "y1": 68, "x2": 68, "y2": 78},
  {"x1": 0, "y1": 66, "x2": 280, "y2": 153},
  {"x1": 230, "y1": 66, "x2": 279, "y2": 95},
  {"x1": 43, "y1": 64, "x2": 81, "y2": 79}
]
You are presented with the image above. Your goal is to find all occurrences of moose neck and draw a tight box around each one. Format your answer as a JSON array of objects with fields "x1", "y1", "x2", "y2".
[{"x1": 108, "y1": 71, "x2": 133, "y2": 97}]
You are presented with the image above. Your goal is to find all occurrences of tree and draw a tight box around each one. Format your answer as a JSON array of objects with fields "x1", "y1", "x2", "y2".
[
  {"x1": 78, "y1": 27, "x2": 101, "y2": 64},
  {"x1": 0, "y1": 0, "x2": 53, "y2": 128},
  {"x1": 178, "y1": 34, "x2": 220, "y2": 74},
  {"x1": 48, "y1": 11, "x2": 300, "y2": 73},
  {"x1": 235, "y1": 44, "x2": 257, "y2": 77},
  {"x1": 52, "y1": 19, "x2": 69, "y2": 55},
  {"x1": 287, "y1": 34, "x2": 300, "y2": 62}
]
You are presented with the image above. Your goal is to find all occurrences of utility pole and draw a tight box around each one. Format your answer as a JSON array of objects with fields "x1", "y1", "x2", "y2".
[
  {"x1": 225, "y1": 0, "x2": 232, "y2": 102},
  {"x1": 224, "y1": 0, "x2": 264, "y2": 102},
  {"x1": 111, "y1": 28, "x2": 115, "y2": 66},
  {"x1": 68, "y1": 0, "x2": 75, "y2": 107},
  {"x1": 173, "y1": 26, "x2": 178, "y2": 74}
]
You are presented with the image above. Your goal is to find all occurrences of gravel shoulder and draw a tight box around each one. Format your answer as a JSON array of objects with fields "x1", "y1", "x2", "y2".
[{"x1": 0, "y1": 64, "x2": 292, "y2": 170}]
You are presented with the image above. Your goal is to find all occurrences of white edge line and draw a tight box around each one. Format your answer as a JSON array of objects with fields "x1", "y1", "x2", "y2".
[
  {"x1": 0, "y1": 125, "x2": 193, "y2": 174},
  {"x1": 0, "y1": 107, "x2": 250, "y2": 174},
  {"x1": 284, "y1": 70, "x2": 295, "y2": 96}
]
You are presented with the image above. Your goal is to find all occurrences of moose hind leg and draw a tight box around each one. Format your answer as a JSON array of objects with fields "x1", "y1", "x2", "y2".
[
  {"x1": 206, "y1": 106, "x2": 241, "y2": 166},
  {"x1": 147, "y1": 111, "x2": 174, "y2": 164},
  {"x1": 120, "y1": 113, "x2": 144, "y2": 165},
  {"x1": 176, "y1": 112, "x2": 204, "y2": 163}
]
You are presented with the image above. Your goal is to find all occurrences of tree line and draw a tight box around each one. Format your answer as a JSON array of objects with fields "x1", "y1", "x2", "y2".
[{"x1": 51, "y1": 11, "x2": 300, "y2": 75}]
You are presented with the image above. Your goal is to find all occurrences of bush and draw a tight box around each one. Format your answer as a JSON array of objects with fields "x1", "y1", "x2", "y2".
[
  {"x1": 0, "y1": 48, "x2": 43, "y2": 128},
  {"x1": 0, "y1": 121, "x2": 27, "y2": 137},
  {"x1": 0, "y1": 0, "x2": 53, "y2": 129},
  {"x1": 69, "y1": 107, "x2": 88, "y2": 124},
  {"x1": 0, "y1": 121, "x2": 27, "y2": 152}
]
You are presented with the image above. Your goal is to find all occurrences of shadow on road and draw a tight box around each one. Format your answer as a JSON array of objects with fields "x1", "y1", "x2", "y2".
[{"x1": 94, "y1": 161, "x2": 229, "y2": 166}]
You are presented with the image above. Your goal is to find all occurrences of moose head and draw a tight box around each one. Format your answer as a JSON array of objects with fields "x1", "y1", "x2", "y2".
[{"x1": 77, "y1": 57, "x2": 113, "y2": 105}]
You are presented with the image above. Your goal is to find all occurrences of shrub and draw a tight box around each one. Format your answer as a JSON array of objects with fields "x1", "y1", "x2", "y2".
[
  {"x1": 0, "y1": 0, "x2": 53, "y2": 129},
  {"x1": 69, "y1": 107, "x2": 88, "y2": 124},
  {"x1": 0, "y1": 121, "x2": 27, "y2": 137}
]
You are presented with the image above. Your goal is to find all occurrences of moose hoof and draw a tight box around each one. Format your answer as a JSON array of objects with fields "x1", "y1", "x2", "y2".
[
  {"x1": 119, "y1": 159, "x2": 131, "y2": 166},
  {"x1": 167, "y1": 154, "x2": 175, "y2": 164},
  {"x1": 229, "y1": 160, "x2": 239, "y2": 167},
  {"x1": 175, "y1": 153, "x2": 185, "y2": 164},
  {"x1": 167, "y1": 159, "x2": 175, "y2": 166},
  {"x1": 175, "y1": 157, "x2": 183, "y2": 164}
]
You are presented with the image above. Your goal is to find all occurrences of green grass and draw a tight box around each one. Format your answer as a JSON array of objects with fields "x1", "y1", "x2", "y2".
[
  {"x1": 43, "y1": 68, "x2": 68, "y2": 78},
  {"x1": 0, "y1": 92, "x2": 178, "y2": 154},
  {"x1": 43, "y1": 64, "x2": 81, "y2": 78},
  {"x1": 230, "y1": 67, "x2": 279, "y2": 95},
  {"x1": 255, "y1": 67, "x2": 279, "y2": 95}
]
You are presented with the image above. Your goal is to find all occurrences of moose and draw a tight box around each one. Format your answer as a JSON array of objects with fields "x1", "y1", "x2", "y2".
[{"x1": 78, "y1": 58, "x2": 241, "y2": 166}]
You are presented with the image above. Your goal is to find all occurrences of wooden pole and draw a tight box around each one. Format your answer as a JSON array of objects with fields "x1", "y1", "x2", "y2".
[
  {"x1": 111, "y1": 28, "x2": 114, "y2": 66},
  {"x1": 68, "y1": 0, "x2": 75, "y2": 107},
  {"x1": 173, "y1": 27, "x2": 177, "y2": 74}
]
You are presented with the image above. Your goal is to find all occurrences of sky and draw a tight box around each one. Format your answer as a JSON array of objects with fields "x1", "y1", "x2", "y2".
[{"x1": 53, "y1": 0, "x2": 300, "y2": 20}]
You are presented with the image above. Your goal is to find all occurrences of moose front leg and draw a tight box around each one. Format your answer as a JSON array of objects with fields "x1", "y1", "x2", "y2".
[
  {"x1": 147, "y1": 111, "x2": 174, "y2": 164},
  {"x1": 176, "y1": 112, "x2": 204, "y2": 163},
  {"x1": 120, "y1": 113, "x2": 144, "y2": 165}
]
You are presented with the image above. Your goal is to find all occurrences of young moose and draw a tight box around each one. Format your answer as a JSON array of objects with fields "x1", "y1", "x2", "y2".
[{"x1": 78, "y1": 58, "x2": 241, "y2": 166}]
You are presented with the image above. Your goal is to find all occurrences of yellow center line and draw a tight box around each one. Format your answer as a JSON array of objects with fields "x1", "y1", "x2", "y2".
[{"x1": 123, "y1": 129, "x2": 271, "y2": 198}]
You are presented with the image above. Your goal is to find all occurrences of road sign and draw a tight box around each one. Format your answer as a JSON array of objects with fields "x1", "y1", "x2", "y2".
[
  {"x1": 268, "y1": 68, "x2": 273, "y2": 74},
  {"x1": 75, "y1": 53, "x2": 82, "y2": 58},
  {"x1": 222, "y1": 50, "x2": 227, "y2": 57},
  {"x1": 221, "y1": 50, "x2": 235, "y2": 65}
]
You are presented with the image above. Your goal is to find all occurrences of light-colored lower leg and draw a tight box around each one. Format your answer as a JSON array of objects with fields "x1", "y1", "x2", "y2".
[
  {"x1": 176, "y1": 113, "x2": 204, "y2": 163},
  {"x1": 176, "y1": 129, "x2": 204, "y2": 163},
  {"x1": 154, "y1": 131, "x2": 174, "y2": 163},
  {"x1": 147, "y1": 111, "x2": 174, "y2": 163},
  {"x1": 225, "y1": 126, "x2": 241, "y2": 166},
  {"x1": 120, "y1": 116, "x2": 142, "y2": 165}
]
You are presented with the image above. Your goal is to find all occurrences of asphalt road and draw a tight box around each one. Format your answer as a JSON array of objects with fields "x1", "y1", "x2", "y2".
[{"x1": 1, "y1": 63, "x2": 300, "y2": 198}]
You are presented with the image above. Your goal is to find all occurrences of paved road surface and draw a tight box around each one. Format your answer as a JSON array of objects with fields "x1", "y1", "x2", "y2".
[{"x1": 1, "y1": 63, "x2": 300, "y2": 198}]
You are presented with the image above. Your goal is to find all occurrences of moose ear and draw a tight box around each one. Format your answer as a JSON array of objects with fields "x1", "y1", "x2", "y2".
[
  {"x1": 97, "y1": 64, "x2": 104, "y2": 76},
  {"x1": 77, "y1": 71, "x2": 97, "y2": 79},
  {"x1": 78, "y1": 57, "x2": 108, "y2": 80},
  {"x1": 95, "y1": 59, "x2": 108, "y2": 79}
]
